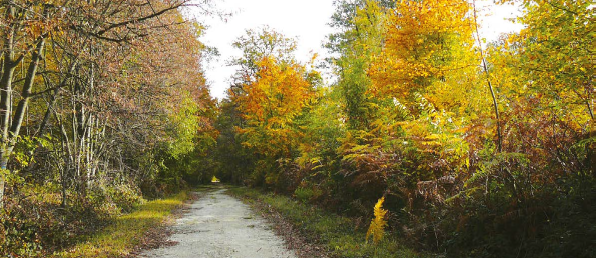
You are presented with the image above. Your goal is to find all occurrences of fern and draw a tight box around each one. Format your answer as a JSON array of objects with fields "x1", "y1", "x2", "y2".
[{"x1": 366, "y1": 197, "x2": 388, "y2": 244}]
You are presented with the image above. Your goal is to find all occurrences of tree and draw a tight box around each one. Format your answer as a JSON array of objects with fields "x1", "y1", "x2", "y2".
[
  {"x1": 0, "y1": 1, "x2": 56, "y2": 206},
  {"x1": 227, "y1": 27, "x2": 319, "y2": 187},
  {"x1": 229, "y1": 26, "x2": 298, "y2": 93},
  {"x1": 493, "y1": 0, "x2": 593, "y2": 123},
  {"x1": 327, "y1": 0, "x2": 392, "y2": 130},
  {"x1": 368, "y1": 0, "x2": 477, "y2": 110},
  {"x1": 1, "y1": 1, "x2": 218, "y2": 254},
  {"x1": 0, "y1": 0, "x2": 210, "y2": 205},
  {"x1": 235, "y1": 56, "x2": 316, "y2": 157}
]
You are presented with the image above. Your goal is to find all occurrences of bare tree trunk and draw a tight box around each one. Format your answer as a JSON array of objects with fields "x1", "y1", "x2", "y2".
[
  {"x1": 6, "y1": 37, "x2": 46, "y2": 160},
  {"x1": 57, "y1": 111, "x2": 72, "y2": 207},
  {"x1": 0, "y1": 5, "x2": 17, "y2": 207}
]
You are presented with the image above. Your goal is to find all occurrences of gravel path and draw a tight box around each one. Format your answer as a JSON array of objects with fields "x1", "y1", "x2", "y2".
[{"x1": 140, "y1": 188, "x2": 297, "y2": 258}]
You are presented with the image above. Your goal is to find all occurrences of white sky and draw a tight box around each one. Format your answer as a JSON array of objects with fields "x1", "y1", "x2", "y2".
[{"x1": 197, "y1": 0, "x2": 524, "y2": 100}]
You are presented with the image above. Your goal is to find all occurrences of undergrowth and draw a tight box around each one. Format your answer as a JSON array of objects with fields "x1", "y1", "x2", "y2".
[
  {"x1": 228, "y1": 186, "x2": 432, "y2": 258},
  {"x1": 51, "y1": 191, "x2": 188, "y2": 258},
  {"x1": 1, "y1": 181, "x2": 147, "y2": 257}
]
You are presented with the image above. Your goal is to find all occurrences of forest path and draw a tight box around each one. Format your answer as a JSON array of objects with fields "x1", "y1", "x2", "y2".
[{"x1": 140, "y1": 186, "x2": 297, "y2": 258}]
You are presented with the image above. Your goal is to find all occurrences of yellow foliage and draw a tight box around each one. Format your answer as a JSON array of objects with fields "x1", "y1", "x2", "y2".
[
  {"x1": 366, "y1": 197, "x2": 388, "y2": 244},
  {"x1": 368, "y1": 0, "x2": 477, "y2": 110}
]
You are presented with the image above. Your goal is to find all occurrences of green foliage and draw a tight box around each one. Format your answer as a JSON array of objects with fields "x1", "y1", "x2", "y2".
[
  {"x1": 294, "y1": 186, "x2": 323, "y2": 203},
  {"x1": 165, "y1": 96, "x2": 203, "y2": 160},
  {"x1": 213, "y1": 99, "x2": 255, "y2": 185},
  {"x1": 327, "y1": 0, "x2": 388, "y2": 130},
  {"x1": 91, "y1": 183, "x2": 145, "y2": 213},
  {"x1": 230, "y1": 26, "x2": 298, "y2": 80},
  {"x1": 0, "y1": 179, "x2": 151, "y2": 257}
]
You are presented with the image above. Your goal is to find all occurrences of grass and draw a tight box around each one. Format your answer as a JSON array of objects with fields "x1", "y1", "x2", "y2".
[
  {"x1": 51, "y1": 191, "x2": 189, "y2": 258},
  {"x1": 228, "y1": 186, "x2": 433, "y2": 258}
]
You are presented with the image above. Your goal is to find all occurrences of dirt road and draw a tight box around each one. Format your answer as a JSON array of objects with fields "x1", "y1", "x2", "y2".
[{"x1": 140, "y1": 187, "x2": 297, "y2": 258}]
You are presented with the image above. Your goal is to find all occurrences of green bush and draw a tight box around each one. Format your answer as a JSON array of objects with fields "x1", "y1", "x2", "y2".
[
  {"x1": 107, "y1": 184, "x2": 145, "y2": 213},
  {"x1": 294, "y1": 186, "x2": 322, "y2": 203}
]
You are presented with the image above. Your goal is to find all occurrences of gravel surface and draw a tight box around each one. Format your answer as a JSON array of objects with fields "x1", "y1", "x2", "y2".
[{"x1": 140, "y1": 188, "x2": 297, "y2": 258}]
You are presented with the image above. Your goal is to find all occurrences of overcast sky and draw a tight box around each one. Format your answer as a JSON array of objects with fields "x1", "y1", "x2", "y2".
[{"x1": 197, "y1": 0, "x2": 523, "y2": 100}]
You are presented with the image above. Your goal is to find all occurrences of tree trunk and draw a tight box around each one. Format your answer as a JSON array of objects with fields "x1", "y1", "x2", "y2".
[
  {"x1": 472, "y1": 0, "x2": 502, "y2": 153},
  {"x1": 36, "y1": 60, "x2": 79, "y2": 137},
  {"x1": 6, "y1": 37, "x2": 46, "y2": 156},
  {"x1": 0, "y1": 5, "x2": 17, "y2": 207}
]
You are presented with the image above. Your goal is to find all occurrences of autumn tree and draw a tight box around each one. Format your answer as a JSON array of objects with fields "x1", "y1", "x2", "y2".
[
  {"x1": 368, "y1": 0, "x2": 478, "y2": 110},
  {"x1": 327, "y1": 0, "x2": 393, "y2": 130},
  {"x1": 227, "y1": 27, "x2": 319, "y2": 187},
  {"x1": 490, "y1": 0, "x2": 593, "y2": 143},
  {"x1": 1, "y1": 1, "x2": 217, "y2": 254}
]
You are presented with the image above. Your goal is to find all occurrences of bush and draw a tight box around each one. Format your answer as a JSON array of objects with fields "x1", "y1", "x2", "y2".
[
  {"x1": 294, "y1": 186, "x2": 322, "y2": 203},
  {"x1": 107, "y1": 184, "x2": 145, "y2": 213}
]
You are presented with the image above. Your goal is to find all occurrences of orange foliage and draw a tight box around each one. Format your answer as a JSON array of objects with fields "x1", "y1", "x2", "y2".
[{"x1": 234, "y1": 56, "x2": 316, "y2": 157}]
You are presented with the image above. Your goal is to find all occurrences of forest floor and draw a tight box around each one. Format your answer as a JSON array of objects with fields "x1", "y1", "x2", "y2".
[{"x1": 139, "y1": 185, "x2": 298, "y2": 258}]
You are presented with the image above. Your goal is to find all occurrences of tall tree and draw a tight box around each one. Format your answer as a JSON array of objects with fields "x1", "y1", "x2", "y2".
[
  {"x1": 0, "y1": 0, "x2": 204, "y2": 206},
  {"x1": 227, "y1": 27, "x2": 319, "y2": 187},
  {"x1": 327, "y1": 0, "x2": 392, "y2": 130}
]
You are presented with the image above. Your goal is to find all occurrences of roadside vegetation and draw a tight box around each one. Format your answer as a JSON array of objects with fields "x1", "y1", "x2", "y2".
[
  {"x1": 52, "y1": 192, "x2": 189, "y2": 258},
  {"x1": 229, "y1": 186, "x2": 430, "y2": 258}
]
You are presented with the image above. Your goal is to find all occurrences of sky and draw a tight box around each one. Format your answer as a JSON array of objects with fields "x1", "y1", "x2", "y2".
[{"x1": 196, "y1": 0, "x2": 524, "y2": 100}]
